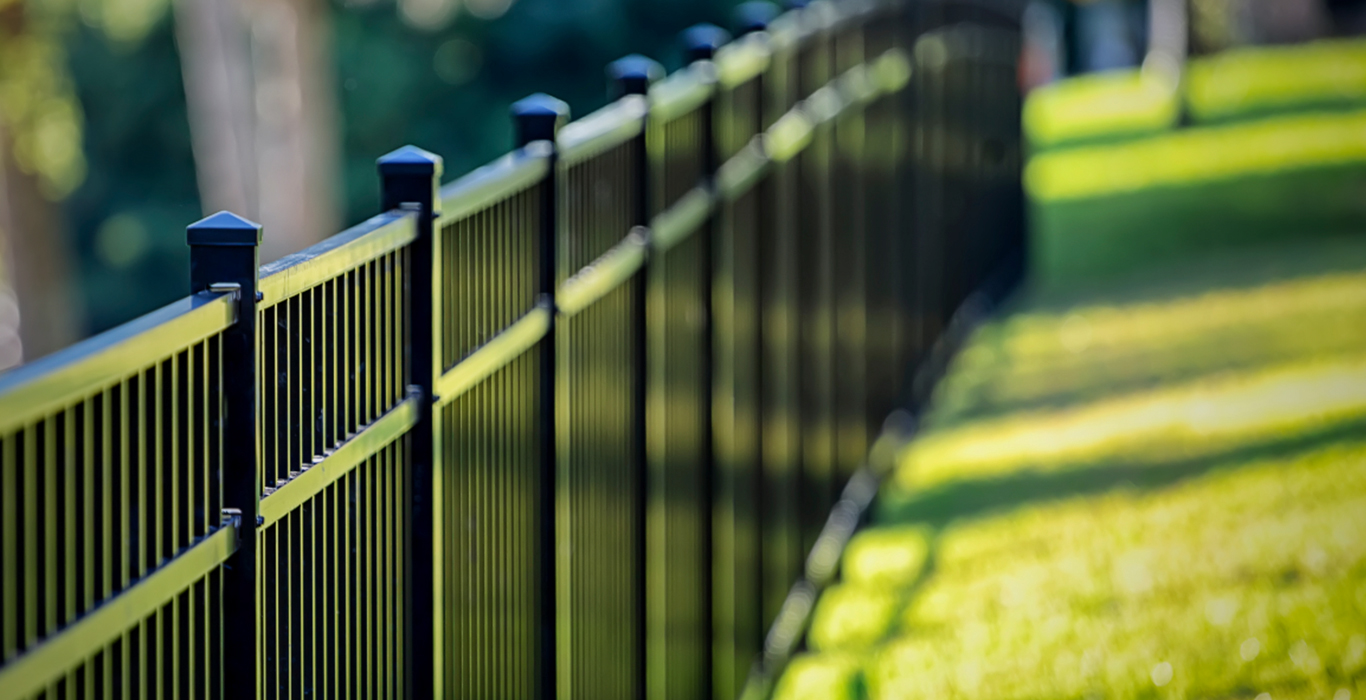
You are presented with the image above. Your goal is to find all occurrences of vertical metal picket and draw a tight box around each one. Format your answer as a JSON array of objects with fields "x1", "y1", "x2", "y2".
[
  {"x1": 512, "y1": 92, "x2": 569, "y2": 700},
  {"x1": 187, "y1": 211, "x2": 262, "y2": 700},
  {"x1": 680, "y1": 24, "x2": 726, "y2": 700},
  {"x1": 377, "y1": 145, "x2": 443, "y2": 700}
]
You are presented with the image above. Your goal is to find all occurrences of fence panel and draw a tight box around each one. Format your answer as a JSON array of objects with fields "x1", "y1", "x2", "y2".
[
  {"x1": 555, "y1": 96, "x2": 648, "y2": 700},
  {"x1": 431, "y1": 147, "x2": 552, "y2": 700},
  {"x1": 710, "y1": 32, "x2": 768, "y2": 700},
  {"x1": 252, "y1": 206, "x2": 423, "y2": 700},
  {"x1": 0, "y1": 292, "x2": 237, "y2": 700},
  {"x1": 645, "y1": 64, "x2": 715, "y2": 700}
]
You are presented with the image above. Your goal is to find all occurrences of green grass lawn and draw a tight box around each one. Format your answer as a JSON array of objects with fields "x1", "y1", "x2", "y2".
[
  {"x1": 1024, "y1": 37, "x2": 1366, "y2": 152},
  {"x1": 1028, "y1": 109, "x2": 1366, "y2": 287},
  {"x1": 772, "y1": 237, "x2": 1366, "y2": 700},
  {"x1": 1023, "y1": 69, "x2": 1180, "y2": 151},
  {"x1": 1024, "y1": 41, "x2": 1366, "y2": 287}
]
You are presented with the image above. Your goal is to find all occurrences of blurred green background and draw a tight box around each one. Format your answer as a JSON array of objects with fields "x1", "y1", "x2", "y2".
[{"x1": 0, "y1": 0, "x2": 742, "y2": 365}]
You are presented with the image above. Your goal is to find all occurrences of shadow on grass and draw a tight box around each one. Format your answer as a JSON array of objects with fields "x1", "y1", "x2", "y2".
[
  {"x1": 875, "y1": 415, "x2": 1366, "y2": 529},
  {"x1": 930, "y1": 346, "x2": 1366, "y2": 431},
  {"x1": 1022, "y1": 232, "x2": 1366, "y2": 315}
]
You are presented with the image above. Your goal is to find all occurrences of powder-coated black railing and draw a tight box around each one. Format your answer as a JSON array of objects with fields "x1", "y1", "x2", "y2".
[{"x1": 0, "y1": 0, "x2": 1025, "y2": 698}]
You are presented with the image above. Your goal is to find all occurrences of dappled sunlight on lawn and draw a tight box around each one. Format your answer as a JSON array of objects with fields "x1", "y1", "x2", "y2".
[
  {"x1": 771, "y1": 53, "x2": 1366, "y2": 698},
  {"x1": 779, "y1": 440, "x2": 1366, "y2": 700},
  {"x1": 902, "y1": 356, "x2": 1366, "y2": 493},
  {"x1": 931, "y1": 255, "x2": 1366, "y2": 426},
  {"x1": 773, "y1": 239, "x2": 1366, "y2": 700}
]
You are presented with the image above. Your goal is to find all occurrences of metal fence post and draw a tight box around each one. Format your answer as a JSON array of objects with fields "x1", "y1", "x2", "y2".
[
  {"x1": 683, "y1": 23, "x2": 730, "y2": 71},
  {"x1": 682, "y1": 23, "x2": 727, "y2": 698},
  {"x1": 511, "y1": 92, "x2": 568, "y2": 700},
  {"x1": 377, "y1": 144, "x2": 443, "y2": 700},
  {"x1": 187, "y1": 210, "x2": 261, "y2": 700},
  {"x1": 607, "y1": 52, "x2": 663, "y2": 700}
]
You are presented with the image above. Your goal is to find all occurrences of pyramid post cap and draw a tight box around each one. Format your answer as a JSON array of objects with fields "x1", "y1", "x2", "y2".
[
  {"x1": 511, "y1": 93, "x2": 571, "y2": 119},
  {"x1": 607, "y1": 54, "x2": 665, "y2": 85},
  {"x1": 187, "y1": 211, "x2": 262, "y2": 247},
  {"x1": 377, "y1": 145, "x2": 443, "y2": 176},
  {"x1": 511, "y1": 93, "x2": 571, "y2": 147},
  {"x1": 682, "y1": 24, "x2": 732, "y2": 62},
  {"x1": 734, "y1": 1, "x2": 781, "y2": 35},
  {"x1": 608, "y1": 54, "x2": 664, "y2": 97}
]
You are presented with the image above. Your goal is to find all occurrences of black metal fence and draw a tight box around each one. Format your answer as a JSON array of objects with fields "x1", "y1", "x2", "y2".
[{"x1": 0, "y1": 0, "x2": 1024, "y2": 698}]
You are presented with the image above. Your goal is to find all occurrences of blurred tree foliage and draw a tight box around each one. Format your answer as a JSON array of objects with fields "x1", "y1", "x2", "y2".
[{"x1": 20, "y1": 0, "x2": 741, "y2": 336}]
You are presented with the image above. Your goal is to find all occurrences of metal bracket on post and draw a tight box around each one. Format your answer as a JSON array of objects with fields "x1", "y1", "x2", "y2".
[
  {"x1": 510, "y1": 91, "x2": 569, "y2": 700},
  {"x1": 377, "y1": 144, "x2": 442, "y2": 700},
  {"x1": 187, "y1": 210, "x2": 261, "y2": 700}
]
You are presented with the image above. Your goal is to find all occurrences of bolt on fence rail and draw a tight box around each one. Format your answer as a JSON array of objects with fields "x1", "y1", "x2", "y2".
[{"x1": 0, "y1": 0, "x2": 1025, "y2": 698}]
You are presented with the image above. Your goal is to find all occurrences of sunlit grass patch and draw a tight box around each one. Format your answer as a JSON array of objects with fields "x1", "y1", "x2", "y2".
[
  {"x1": 807, "y1": 527, "x2": 934, "y2": 652},
  {"x1": 841, "y1": 526, "x2": 932, "y2": 587},
  {"x1": 809, "y1": 584, "x2": 901, "y2": 652},
  {"x1": 1024, "y1": 68, "x2": 1179, "y2": 150},
  {"x1": 1187, "y1": 38, "x2": 1366, "y2": 123},
  {"x1": 1026, "y1": 110, "x2": 1366, "y2": 203},
  {"x1": 931, "y1": 266, "x2": 1366, "y2": 424},
  {"x1": 772, "y1": 652, "x2": 862, "y2": 700},
  {"x1": 1022, "y1": 38, "x2": 1366, "y2": 150},
  {"x1": 911, "y1": 442, "x2": 1366, "y2": 619},
  {"x1": 896, "y1": 357, "x2": 1366, "y2": 492},
  {"x1": 780, "y1": 438, "x2": 1366, "y2": 700},
  {"x1": 869, "y1": 443, "x2": 1366, "y2": 700}
]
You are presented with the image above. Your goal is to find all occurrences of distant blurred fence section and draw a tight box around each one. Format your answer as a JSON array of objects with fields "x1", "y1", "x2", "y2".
[{"x1": 0, "y1": 0, "x2": 1025, "y2": 698}]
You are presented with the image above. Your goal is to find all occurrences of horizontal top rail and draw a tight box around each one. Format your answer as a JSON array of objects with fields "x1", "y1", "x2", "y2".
[
  {"x1": 0, "y1": 291, "x2": 236, "y2": 434},
  {"x1": 558, "y1": 96, "x2": 648, "y2": 165},
  {"x1": 766, "y1": 12, "x2": 805, "y2": 53},
  {"x1": 258, "y1": 209, "x2": 419, "y2": 308},
  {"x1": 715, "y1": 35, "x2": 772, "y2": 88},
  {"x1": 440, "y1": 143, "x2": 553, "y2": 222},
  {"x1": 650, "y1": 64, "x2": 716, "y2": 124},
  {"x1": 915, "y1": 22, "x2": 1021, "y2": 67}
]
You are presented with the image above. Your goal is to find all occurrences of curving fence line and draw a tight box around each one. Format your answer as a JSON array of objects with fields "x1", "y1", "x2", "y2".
[{"x1": 0, "y1": 0, "x2": 1025, "y2": 698}]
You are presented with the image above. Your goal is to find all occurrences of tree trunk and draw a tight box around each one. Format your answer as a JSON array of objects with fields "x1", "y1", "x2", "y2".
[
  {"x1": 175, "y1": 0, "x2": 260, "y2": 221},
  {"x1": 0, "y1": 123, "x2": 83, "y2": 367},
  {"x1": 175, "y1": 0, "x2": 340, "y2": 263},
  {"x1": 250, "y1": 0, "x2": 341, "y2": 262}
]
